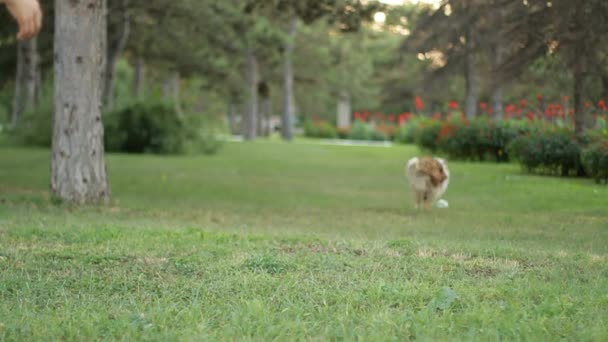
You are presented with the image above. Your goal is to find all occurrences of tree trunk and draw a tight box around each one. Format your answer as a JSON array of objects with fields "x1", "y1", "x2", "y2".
[
  {"x1": 464, "y1": 26, "x2": 478, "y2": 119},
  {"x1": 260, "y1": 97, "x2": 272, "y2": 136},
  {"x1": 171, "y1": 71, "x2": 182, "y2": 114},
  {"x1": 573, "y1": 60, "x2": 586, "y2": 135},
  {"x1": 337, "y1": 90, "x2": 351, "y2": 129},
  {"x1": 11, "y1": 37, "x2": 39, "y2": 129},
  {"x1": 52, "y1": 0, "x2": 110, "y2": 204},
  {"x1": 281, "y1": 16, "x2": 297, "y2": 141},
  {"x1": 572, "y1": 4, "x2": 591, "y2": 135},
  {"x1": 132, "y1": 55, "x2": 145, "y2": 98},
  {"x1": 258, "y1": 81, "x2": 271, "y2": 137},
  {"x1": 102, "y1": 0, "x2": 130, "y2": 110},
  {"x1": 227, "y1": 99, "x2": 237, "y2": 135},
  {"x1": 244, "y1": 45, "x2": 258, "y2": 141},
  {"x1": 491, "y1": 45, "x2": 504, "y2": 121}
]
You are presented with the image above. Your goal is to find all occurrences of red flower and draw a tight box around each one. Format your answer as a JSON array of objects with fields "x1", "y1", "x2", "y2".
[
  {"x1": 536, "y1": 94, "x2": 543, "y2": 102},
  {"x1": 437, "y1": 123, "x2": 455, "y2": 141},
  {"x1": 388, "y1": 114, "x2": 395, "y2": 122},
  {"x1": 414, "y1": 96, "x2": 424, "y2": 111},
  {"x1": 562, "y1": 95, "x2": 570, "y2": 102},
  {"x1": 598, "y1": 100, "x2": 607, "y2": 111},
  {"x1": 519, "y1": 99, "x2": 527, "y2": 108},
  {"x1": 479, "y1": 102, "x2": 487, "y2": 110},
  {"x1": 505, "y1": 104, "x2": 516, "y2": 114},
  {"x1": 448, "y1": 101, "x2": 459, "y2": 110},
  {"x1": 398, "y1": 112, "x2": 413, "y2": 125},
  {"x1": 526, "y1": 112, "x2": 535, "y2": 122}
]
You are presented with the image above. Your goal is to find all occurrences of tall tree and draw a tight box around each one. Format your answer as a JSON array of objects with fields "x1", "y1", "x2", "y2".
[
  {"x1": 281, "y1": 15, "x2": 297, "y2": 140},
  {"x1": 243, "y1": 44, "x2": 259, "y2": 140},
  {"x1": 11, "y1": 37, "x2": 39, "y2": 129},
  {"x1": 102, "y1": 0, "x2": 130, "y2": 110},
  {"x1": 52, "y1": 0, "x2": 110, "y2": 204}
]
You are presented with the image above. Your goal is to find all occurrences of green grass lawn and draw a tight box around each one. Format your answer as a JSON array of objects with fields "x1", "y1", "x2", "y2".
[{"x1": 1, "y1": 141, "x2": 607, "y2": 340}]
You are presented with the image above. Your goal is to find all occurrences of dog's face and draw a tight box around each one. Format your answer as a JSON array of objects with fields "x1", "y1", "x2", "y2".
[
  {"x1": 429, "y1": 160, "x2": 447, "y2": 186},
  {"x1": 418, "y1": 158, "x2": 447, "y2": 186}
]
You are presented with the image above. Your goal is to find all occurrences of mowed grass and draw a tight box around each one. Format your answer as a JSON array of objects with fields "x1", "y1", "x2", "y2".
[{"x1": 1, "y1": 141, "x2": 607, "y2": 341}]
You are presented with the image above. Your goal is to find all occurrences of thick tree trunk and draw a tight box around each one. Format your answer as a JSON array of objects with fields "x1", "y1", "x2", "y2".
[
  {"x1": 244, "y1": 45, "x2": 258, "y2": 141},
  {"x1": 52, "y1": 0, "x2": 110, "y2": 204},
  {"x1": 102, "y1": 0, "x2": 130, "y2": 110},
  {"x1": 281, "y1": 16, "x2": 297, "y2": 141},
  {"x1": 464, "y1": 26, "x2": 478, "y2": 120},
  {"x1": 11, "y1": 37, "x2": 39, "y2": 129},
  {"x1": 132, "y1": 55, "x2": 145, "y2": 98},
  {"x1": 258, "y1": 81, "x2": 271, "y2": 137},
  {"x1": 336, "y1": 90, "x2": 351, "y2": 129}
]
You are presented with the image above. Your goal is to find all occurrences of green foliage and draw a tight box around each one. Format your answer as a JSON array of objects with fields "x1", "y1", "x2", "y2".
[
  {"x1": 581, "y1": 140, "x2": 608, "y2": 184},
  {"x1": 12, "y1": 87, "x2": 53, "y2": 147},
  {"x1": 415, "y1": 119, "x2": 442, "y2": 152},
  {"x1": 436, "y1": 118, "x2": 533, "y2": 162},
  {"x1": 508, "y1": 129, "x2": 583, "y2": 176},
  {"x1": 394, "y1": 118, "x2": 421, "y2": 144},
  {"x1": 370, "y1": 129, "x2": 388, "y2": 141},
  {"x1": 104, "y1": 101, "x2": 188, "y2": 154},
  {"x1": 347, "y1": 120, "x2": 373, "y2": 140},
  {"x1": 304, "y1": 120, "x2": 338, "y2": 139}
]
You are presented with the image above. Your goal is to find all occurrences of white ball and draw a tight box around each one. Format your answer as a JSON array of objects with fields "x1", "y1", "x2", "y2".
[{"x1": 436, "y1": 199, "x2": 449, "y2": 208}]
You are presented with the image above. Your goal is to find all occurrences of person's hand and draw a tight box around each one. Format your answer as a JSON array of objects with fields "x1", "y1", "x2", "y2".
[{"x1": 4, "y1": 0, "x2": 42, "y2": 40}]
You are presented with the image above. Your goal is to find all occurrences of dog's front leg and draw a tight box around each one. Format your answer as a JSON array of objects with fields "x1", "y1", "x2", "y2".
[
  {"x1": 413, "y1": 191, "x2": 422, "y2": 209},
  {"x1": 423, "y1": 191, "x2": 432, "y2": 209}
]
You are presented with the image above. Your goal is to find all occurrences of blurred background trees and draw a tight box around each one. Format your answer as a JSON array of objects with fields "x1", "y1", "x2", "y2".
[{"x1": 1, "y1": 0, "x2": 607, "y2": 142}]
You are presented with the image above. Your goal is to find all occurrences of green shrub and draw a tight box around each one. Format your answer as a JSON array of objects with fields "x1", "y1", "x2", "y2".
[
  {"x1": 13, "y1": 94, "x2": 53, "y2": 147},
  {"x1": 348, "y1": 120, "x2": 373, "y2": 141},
  {"x1": 581, "y1": 140, "x2": 608, "y2": 184},
  {"x1": 370, "y1": 130, "x2": 388, "y2": 141},
  {"x1": 394, "y1": 117, "x2": 421, "y2": 144},
  {"x1": 104, "y1": 101, "x2": 191, "y2": 154},
  {"x1": 416, "y1": 119, "x2": 442, "y2": 152},
  {"x1": 436, "y1": 119, "x2": 533, "y2": 162},
  {"x1": 303, "y1": 120, "x2": 337, "y2": 139},
  {"x1": 508, "y1": 129, "x2": 583, "y2": 176}
]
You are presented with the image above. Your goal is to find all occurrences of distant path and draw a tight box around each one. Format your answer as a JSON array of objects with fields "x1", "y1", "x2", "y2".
[{"x1": 223, "y1": 135, "x2": 394, "y2": 148}]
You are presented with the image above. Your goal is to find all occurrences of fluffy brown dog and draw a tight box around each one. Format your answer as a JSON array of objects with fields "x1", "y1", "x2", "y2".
[{"x1": 405, "y1": 157, "x2": 449, "y2": 209}]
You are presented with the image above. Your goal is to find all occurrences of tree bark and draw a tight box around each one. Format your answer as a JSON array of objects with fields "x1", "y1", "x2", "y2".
[
  {"x1": 491, "y1": 42, "x2": 505, "y2": 120},
  {"x1": 52, "y1": 0, "x2": 110, "y2": 204},
  {"x1": 281, "y1": 16, "x2": 297, "y2": 141},
  {"x1": 464, "y1": 26, "x2": 478, "y2": 120},
  {"x1": 260, "y1": 97, "x2": 272, "y2": 136},
  {"x1": 573, "y1": 60, "x2": 586, "y2": 135},
  {"x1": 132, "y1": 55, "x2": 145, "y2": 98},
  {"x1": 258, "y1": 81, "x2": 271, "y2": 137},
  {"x1": 572, "y1": 5, "x2": 592, "y2": 134},
  {"x1": 337, "y1": 90, "x2": 351, "y2": 129},
  {"x1": 171, "y1": 71, "x2": 182, "y2": 114},
  {"x1": 11, "y1": 37, "x2": 39, "y2": 129},
  {"x1": 244, "y1": 45, "x2": 258, "y2": 141},
  {"x1": 102, "y1": 0, "x2": 130, "y2": 110},
  {"x1": 227, "y1": 99, "x2": 237, "y2": 135}
]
